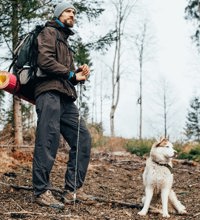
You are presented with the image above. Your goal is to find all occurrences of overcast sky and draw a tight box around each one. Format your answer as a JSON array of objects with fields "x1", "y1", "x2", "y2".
[{"x1": 88, "y1": 0, "x2": 200, "y2": 140}]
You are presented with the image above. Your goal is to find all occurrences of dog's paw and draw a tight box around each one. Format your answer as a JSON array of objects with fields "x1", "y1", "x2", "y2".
[
  {"x1": 162, "y1": 213, "x2": 170, "y2": 218},
  {"x1": 138, "y1": 211, "x2": 147, "y2": 216},
  {"x1": 177, "y1": 204, "x2": 187, "y2": 214},
  {"x1": 178, "y1": 209, "x2": 187, "y2": 215}
]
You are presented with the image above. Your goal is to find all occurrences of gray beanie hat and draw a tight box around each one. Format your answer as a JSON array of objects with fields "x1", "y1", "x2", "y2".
[{"x1": 54, "y1": 1, "x2": 77, "y2": 18}]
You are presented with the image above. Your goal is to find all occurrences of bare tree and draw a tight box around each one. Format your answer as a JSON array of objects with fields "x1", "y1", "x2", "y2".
[
  {"x1": 132, "y1": 20, "x2": 155, "y2": 140},
  {"x1": 160, "y1": 79, "x2": 177, "y2": 138},
  {"x1": 158, "y1": 78, "x2": 172, "y2": 138},
  {"x1": 110, "y1": 0, "x2": 137, "y2": 136},
  {"x1": 148, "y1": 76, "x2": 177, "y2": 139}
]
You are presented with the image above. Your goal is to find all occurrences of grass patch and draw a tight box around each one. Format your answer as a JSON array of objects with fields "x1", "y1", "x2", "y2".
[
  {"x1": 125, "y1": 139, "x2": 154, "y2": 156},
  {"x1": 177, "y1": 146, "x2": 200, "y2": 162}
]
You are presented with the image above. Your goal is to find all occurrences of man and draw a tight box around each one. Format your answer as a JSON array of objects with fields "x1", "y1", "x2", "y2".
[{"x1": 33, "y1": 1, "x2": 92, "y2": 209}]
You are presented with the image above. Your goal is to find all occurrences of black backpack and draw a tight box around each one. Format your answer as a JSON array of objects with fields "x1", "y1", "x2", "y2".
[{"x1": 9, "y1": 25, "x2": 45, "y2": 102}]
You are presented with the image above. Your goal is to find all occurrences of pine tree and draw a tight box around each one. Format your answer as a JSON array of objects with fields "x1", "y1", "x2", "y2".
[
  {"x1": 72, "y1": 37, "x2": 92, "y2": 120},
  {"x1": 185, "y1": 97, "x2": 200, "y2": 142},
  {"x1": 0, "y1": 0, "x2": 55, "y2": 145},
  {"x1": 0, "y1": 0, "x2": 115, "y2": 144},
  {"x1": 185, "y1": 0, "x2": 200, "y2": 50}
]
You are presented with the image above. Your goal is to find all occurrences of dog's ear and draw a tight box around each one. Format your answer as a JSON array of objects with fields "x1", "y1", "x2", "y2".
[{"x1": 155, "y1": 137, "x2": 168, "y2": 147}]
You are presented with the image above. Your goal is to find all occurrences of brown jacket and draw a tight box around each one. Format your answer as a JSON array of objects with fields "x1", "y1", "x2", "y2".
[{"x1": 35, "y1": 20, "x2": 77, "y2": 100}]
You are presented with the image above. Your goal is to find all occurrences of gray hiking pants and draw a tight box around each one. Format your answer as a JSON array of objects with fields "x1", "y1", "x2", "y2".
[{"x1": 32, "y1": 91, "x2": 91, "y2": 196}]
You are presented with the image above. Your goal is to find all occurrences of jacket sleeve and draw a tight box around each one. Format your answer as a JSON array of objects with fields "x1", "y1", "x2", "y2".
[{"x1": 37, "y1": 27, "x2": 71, "y2": 78}]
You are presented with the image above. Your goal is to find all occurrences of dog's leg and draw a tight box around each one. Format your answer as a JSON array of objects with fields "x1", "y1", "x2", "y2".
[
  {"x1": 138, "y1": 187, "x2": 153, "y2": 216},
  {"x1": 161, "y1": 188, "x2": 170, "y2": 218},
  {"x1": 141, "y1": 196, "x2": 145, "y2": 205},
  {"x1": 169, "y1": 190, "x2": 187, "y2": 214}
]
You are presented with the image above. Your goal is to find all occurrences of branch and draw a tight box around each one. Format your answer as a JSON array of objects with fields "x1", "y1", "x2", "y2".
[
  {"x1": 194, "y1": 212, "x2": 200, "y2": 217},
  {"x1": 0, "y1": 180, "x2": 142, "y2": 210},
  {"x1": 2, "y1": 33, "x2": 13, "y2": 55},
  {"x1": 92, "y1": 196, "x2": 142, "y2": 209},
  {"x1": 85, "y1": 30, "x2": 117, "y2": 52},
  {"x1": 0, "y1": 211, "x2": 79, "y2": 219}
]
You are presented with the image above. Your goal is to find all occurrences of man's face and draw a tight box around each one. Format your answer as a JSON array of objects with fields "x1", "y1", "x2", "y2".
[{"x1": 59, "y1": 8, "x2": 76, "y2": 27}]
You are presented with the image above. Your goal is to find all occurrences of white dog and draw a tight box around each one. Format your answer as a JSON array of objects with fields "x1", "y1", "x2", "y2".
[{"x1": 138, "y1": 138, "x2": 187, "y2": 218}]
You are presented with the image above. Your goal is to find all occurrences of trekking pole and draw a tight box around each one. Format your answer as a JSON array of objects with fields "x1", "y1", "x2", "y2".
[{"x1": 73, "y1": 81, "x2": 83, "y2": 205}]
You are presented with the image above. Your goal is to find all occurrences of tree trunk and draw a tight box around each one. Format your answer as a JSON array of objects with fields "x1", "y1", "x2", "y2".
[
  {"x1": 164, "y1": 89, "x2": 167, "y2": 138},
  {"x1": 110, "y1": 31, "x2": 118, "y2": 137},
  {"x1": 139, "y1": 62, "x2": 143, "y2": 140},
  {"x1": 13, "y1": 96, "x2": 23, "y2": 144},
  {"x1": 135, "y1": 23, "x2": 146, "y2": 141},
  {"x1": 110, "y1": 0, "x2": 123, "y2": 137},
  {"x1": 12, "y1": 0, "x2": 23, "y2": 145}
]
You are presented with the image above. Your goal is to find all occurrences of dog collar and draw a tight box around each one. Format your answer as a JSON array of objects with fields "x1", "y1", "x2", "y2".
[{"x1": 153, "y1": 161, "x2": 173, "y2": 173}]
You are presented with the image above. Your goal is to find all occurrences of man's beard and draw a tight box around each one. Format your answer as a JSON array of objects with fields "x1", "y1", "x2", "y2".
[{"x1": 64, "y1": 19, "x2": 74, "y2": 28}]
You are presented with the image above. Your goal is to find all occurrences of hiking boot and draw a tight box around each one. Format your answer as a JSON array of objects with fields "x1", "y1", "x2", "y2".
[
  {"x1": 77, "y1": 189, "x2": 95, "y2": 203},
  {"x1": 61, "y1": 190, "x2": 74, "y2": 204},
  {"x1": 62, "y1": 189, "x2": 95, "y2": 205},
  {"x1": 35, "y1": 190, "x2": 64, "y2": 209}
]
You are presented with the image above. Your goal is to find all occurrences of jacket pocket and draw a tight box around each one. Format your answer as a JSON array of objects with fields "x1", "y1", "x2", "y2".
[{"x1": 63, "y1": 80, "x2": 77, "y2": 101}]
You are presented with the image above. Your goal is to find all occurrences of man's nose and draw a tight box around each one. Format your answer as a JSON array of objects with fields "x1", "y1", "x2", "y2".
[{"x1": 70, "y1": 12, "x2": 75, "y2": 17}]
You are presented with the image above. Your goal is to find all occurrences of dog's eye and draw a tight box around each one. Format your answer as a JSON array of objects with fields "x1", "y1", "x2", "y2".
[{"x1": 166, "y1": 146, "x2": 169, "y2": 148}]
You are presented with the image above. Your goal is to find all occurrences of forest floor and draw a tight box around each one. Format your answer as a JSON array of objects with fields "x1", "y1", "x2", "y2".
[{"x1": 0, "y1": 145, "x2": 200, "y2": 220}]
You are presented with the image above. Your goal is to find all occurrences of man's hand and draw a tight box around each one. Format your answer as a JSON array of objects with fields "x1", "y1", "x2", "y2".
[{"x1": 75, "y1": 64, "x2": 90, "y2": 82}]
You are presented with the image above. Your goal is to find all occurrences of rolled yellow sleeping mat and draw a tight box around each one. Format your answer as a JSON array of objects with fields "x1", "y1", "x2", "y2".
[
  {"x1": 0, "y1": 71, "x2": 20, "y2": 93},
  {"x1": 0, "y1": 71, "x2": 34, "y2": 104}
]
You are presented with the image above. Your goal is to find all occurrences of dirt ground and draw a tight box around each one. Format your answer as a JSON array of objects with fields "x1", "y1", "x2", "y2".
[{"x1": 0, "y1": 146, "x2": 199, "y2": 220}]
